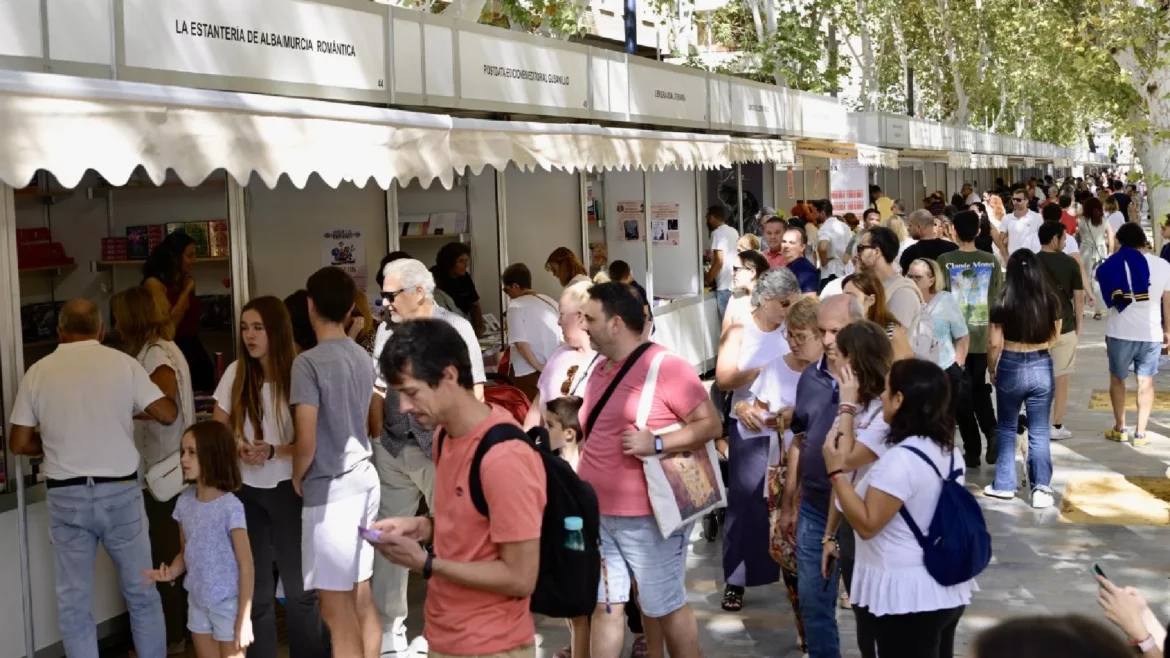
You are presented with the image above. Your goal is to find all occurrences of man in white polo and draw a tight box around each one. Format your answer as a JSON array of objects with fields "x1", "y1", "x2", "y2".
[
  {"x1": 369, "y1": 257, "x2": 487, "y2": 655},
  {"x1": 9, "y1": 299, "x2": 179, "y2": 658}
]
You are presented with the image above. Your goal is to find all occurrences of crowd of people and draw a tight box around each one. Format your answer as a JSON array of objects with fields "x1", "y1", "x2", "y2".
[{"x1": 6, "y1": 170, "x2": 1169, "y2": 658}]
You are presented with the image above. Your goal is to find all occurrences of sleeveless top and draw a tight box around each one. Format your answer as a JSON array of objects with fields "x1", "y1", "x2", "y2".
[
  {"x1": 166, "y1": 284, "x2": 202, "y2": 340},
  {"x1": 729, "y1": 313, "x2": 791, "y2": 418},
  {"x1": 1078, "y1": 218, "x2": 1109, "y2": 269}
]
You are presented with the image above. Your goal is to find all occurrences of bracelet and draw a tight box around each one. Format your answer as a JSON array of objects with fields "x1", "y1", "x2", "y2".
[
  {"x1": 267, "y1": 444, "x2": 276, "y2": 460},
  {"x1": 839, "y1": 402, "x2": 859, "y2": 414},
  {"x1": 821, "y1": 536, "x2": 837, "y2": 545},
  {"x1": 827, "y1": 469, "x2": 844, "y2": 481},
  {"x1": 839, "y1": 408, "x2": 855, "y2": 416}
]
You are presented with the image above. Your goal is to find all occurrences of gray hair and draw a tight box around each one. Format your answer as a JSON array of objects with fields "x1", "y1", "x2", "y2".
[
  {"x1": 751, "y1": 267, "x2": 800, "y2": 307},
  {"x1": 908, "y1": 208, "x2": 935, "y2": 227},
  {"x1": 819, "y1": 293, "x2": 864, "y2": 321},
  {"x1": 382, "y1": 258, "x2": 435, "y2": 300},
  {"x1": 891, "y1": 199, "x2": 905, "y2": 214}
]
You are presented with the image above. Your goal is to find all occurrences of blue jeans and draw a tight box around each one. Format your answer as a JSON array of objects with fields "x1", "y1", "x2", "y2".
[
  {"x1": 47, "y1": 481, "x2": 165, "y2": 658},
  {"x1": 716, "y1": 289, "x2": 732, "y2": 319},
  {"x1": 795, "y1": 501, "x2": 839, "y2": 658},
  {"x1": 993, "y1": 351, "x2": 1054, "y2": 492}
]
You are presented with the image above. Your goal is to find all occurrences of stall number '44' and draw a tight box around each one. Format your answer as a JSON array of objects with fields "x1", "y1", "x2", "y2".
[{"x1": 377, "y1": 79, "x2": 385, "y2": 88}]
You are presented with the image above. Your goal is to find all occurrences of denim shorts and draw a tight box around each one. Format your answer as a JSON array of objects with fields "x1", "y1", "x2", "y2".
[
  {"x1": 597, "y1": 515, "x2": 692, "y2": 618},
  {"x1": 188, "y1": 594, "x2": 238, "y2": 642},
  {"x1": 1105, "y1": 337, "x2": 1162, "y2": 380}
]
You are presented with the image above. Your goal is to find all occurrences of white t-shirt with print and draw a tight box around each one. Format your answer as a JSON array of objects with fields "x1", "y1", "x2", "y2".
[
  {"x1": 710, "y1": 223, "x2": 740, "y2": 291},
  {"x1": 214, "y1": 360, "x2": 295, "y2": 489},
  {"x1": 817, "y1": 217, "x2": 853, "y2": 279},
  {"x1": 507, "y1": 294, "x2": 563, "y2": 377},
  {"x1": 1105, "y1": 253, "x2": 1170, "y2": 343}
]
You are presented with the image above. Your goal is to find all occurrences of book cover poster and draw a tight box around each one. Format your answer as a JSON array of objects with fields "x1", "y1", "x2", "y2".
[{"x1": 322, "y1": 228, "x2": 367, "y2": 290}]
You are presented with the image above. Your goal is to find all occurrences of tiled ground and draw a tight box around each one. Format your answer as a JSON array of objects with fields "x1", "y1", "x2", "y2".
[{"x1": 107, "y1": 317, "x2": 1170, "y2": 658}]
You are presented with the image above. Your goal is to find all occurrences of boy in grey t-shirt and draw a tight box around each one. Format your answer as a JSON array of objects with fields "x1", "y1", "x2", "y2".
[{"x1": 291, "y1": 267, "x2": 381, "y2": 658}]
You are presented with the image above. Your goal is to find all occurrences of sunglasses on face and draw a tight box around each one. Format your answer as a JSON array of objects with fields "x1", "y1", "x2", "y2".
[
  {"x1": 1013, "y1": 198, "x2": 1027, "y2": 203},
  {"x1": 381, "y1": 289, "x2": 405, "y2": 304},
  {"x1": 732, "y1": 266, "x2": 755, "y2": 274}
]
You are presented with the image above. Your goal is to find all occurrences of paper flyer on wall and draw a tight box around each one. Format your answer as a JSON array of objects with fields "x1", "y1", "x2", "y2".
[
  {"x1": 650, "y1": 202, "x2": 680, "y2": 245},
  {"x1": 616, "y1": 201, "x2": 644, "y2": 241},
  {"x1": 322, "y1": 228, "x2": 367, "y2": 290}
]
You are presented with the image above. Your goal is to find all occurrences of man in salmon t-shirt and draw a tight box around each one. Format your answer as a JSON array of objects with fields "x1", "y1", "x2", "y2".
[
  {"x1": 369, "y1": 319, "x2": 547, "y2": 658},
  {"x1": 578, "y1": 282, "x2": 722, "y2": 658}
]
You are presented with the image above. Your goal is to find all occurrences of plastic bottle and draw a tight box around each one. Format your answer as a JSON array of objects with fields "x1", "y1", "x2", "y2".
[{"x1": 564, "y1": 516, "x2": 586, "y2": 551}]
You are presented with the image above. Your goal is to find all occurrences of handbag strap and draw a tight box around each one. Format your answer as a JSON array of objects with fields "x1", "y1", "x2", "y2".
[
  {"x1": 583, "y1": 342, "x2": 654, "y2": 439},
  {"x1": 568, "y1": 353, "x2": 601, "y2": 397}
]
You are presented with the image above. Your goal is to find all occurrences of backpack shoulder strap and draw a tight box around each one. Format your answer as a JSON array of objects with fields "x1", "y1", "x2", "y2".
[
  {"x1": 896, "y1": 444, "x2": 944, "y2": 546},
  {"x1": 468, "y1": 423, "x2": 533, "y2": 518}
]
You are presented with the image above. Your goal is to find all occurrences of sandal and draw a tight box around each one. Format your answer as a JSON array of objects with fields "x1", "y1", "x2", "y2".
[
  {"x1": 630, "y1": 634, "x2": 649, "y2": 658},
  {"x1": 721, "y1": 585, "x2": 744, "y2": 611},
  {"x1": 553, "y1": 647, "x2": 572, "y2": 658}
]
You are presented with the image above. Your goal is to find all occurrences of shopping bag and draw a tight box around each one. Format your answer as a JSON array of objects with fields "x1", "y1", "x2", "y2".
[{"x1": 637, "y1": 350, "x2": 727, "y2": 539}]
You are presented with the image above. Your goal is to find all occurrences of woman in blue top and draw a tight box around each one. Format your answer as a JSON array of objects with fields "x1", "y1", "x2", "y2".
[{"x1": 907, "y1": 258, "x2": 970, "y2": 448}]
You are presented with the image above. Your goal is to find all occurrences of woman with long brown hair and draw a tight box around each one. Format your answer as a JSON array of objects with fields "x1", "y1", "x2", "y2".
[
  {"x1": 112, "y1": 285, "x2": 197, "y2": 655},
  {"x1": 212, "y1": 296, "x2": 328, "y2": 658},
  {"x1": 841, "y1": 270, "x2": 914, "y2": 360},
  {"x1": 1079, "y1": 196, "x2": 1114, "y2": 320},
  {"x1": 544, "y1": 246, "x2": 590, "y2": 288}
]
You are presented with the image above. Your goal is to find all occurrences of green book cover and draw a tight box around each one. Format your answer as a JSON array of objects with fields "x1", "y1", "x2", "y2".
[{"x1": 183, "y1": 222, "x2": 209, "y2": 258}]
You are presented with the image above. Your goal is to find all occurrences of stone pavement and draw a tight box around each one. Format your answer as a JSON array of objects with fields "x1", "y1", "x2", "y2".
[{"x1": 501, "y1": 316, "x2": 1170, "y2": 657}]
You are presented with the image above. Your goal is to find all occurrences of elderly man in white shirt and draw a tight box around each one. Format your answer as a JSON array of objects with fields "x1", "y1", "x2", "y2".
[{"x1": 9, "y1": 298, "x2": 178, "y2": 658}]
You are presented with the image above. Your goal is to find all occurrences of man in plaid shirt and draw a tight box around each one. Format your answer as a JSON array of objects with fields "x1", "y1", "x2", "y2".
[{"x1": 370, "y1": 257, "x2": 487, "y2": 655}]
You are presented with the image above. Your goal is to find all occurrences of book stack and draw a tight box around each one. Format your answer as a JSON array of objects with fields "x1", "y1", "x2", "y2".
[
  {"x1": 103, "y1": 221, "x2": 229, "y2": 261},
  {"x1": 16, "y1": 228, "x2": 73, "y2": 269}
]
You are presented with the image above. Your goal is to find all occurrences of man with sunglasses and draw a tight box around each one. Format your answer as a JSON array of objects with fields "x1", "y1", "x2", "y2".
[
  {"x1": 368, "y1": 257, "x2": 487, "y2": 656},
  {"x1": 998, "y1": 189, "x2": 1043, "y2": 257}
]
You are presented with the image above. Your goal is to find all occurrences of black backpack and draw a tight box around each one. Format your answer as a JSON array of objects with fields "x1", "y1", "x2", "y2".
[{"x1": 437, "y1": 424, "x2": 601, "y2": 619}]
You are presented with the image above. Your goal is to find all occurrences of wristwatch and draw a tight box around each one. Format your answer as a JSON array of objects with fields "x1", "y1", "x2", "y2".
[
  {"x1": 422, "y1": 552, "x2": 434, "y2": 581},
  {"x1": 267, "y1": 444, "x2": 276, "y2": 461},
  {"x1": 654, "y1": 436, "x2": 664, "y2": 454}
]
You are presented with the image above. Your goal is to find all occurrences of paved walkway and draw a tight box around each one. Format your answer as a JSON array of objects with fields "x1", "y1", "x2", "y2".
[{"x1": 513, "y1": 316, "x2": 1170, "y2": 657}]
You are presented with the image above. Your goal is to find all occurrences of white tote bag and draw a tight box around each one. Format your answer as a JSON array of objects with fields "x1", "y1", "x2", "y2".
[{"x1": 636, "y1": 350, "x2": 728, "y2": 538}]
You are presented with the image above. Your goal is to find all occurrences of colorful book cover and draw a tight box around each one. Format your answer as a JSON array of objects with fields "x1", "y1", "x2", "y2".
[
  {"x1": 208, "y1": 220, "x2": 229, "y2": 257},
  {"x1": 183, "y1": 222, "x2": 210, "y2": 258},
  {"x1": 165, "y1": 222, "x2": 186, "y2": 236},
  {"x1": 125, "y1": 225, "x2": 150, "y2": 260}
]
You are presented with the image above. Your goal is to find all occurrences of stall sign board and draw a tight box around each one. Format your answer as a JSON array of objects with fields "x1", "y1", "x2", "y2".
[
  {"x1": 459, "y1": 31, "x2": 589, "y2": 111},
  {"x1": 731, "y1": 82, "x2": 791, "y2": 132},
  {"x1": 881, "y1": 115, "x2": 910, "y2": 149},
  {"x1": 1, "y1": 0, "x2": 43, "y2": 58},
  {"x1": 627, "y1": 62, "x2": 708, "y2": 125},
  {"x1": 122, "y1": 0, "x2": 387, "y2": 98},
  {"x1": 829, "y1": 159, "x2": 868, "y2": 215}
]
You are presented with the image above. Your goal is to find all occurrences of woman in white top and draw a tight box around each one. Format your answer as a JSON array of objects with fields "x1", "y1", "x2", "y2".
[
  {"x1": 744, "y1": 296, "x2": 822, "y2": 654},
  {"x1": 212, "y1": 296, "x2": 328, "y2": 658},
  {"x1": 817, "y1": 321, "x2": 894, "y2": 657},
  {"x1": 715, "y1": 267, "x2": 801, "y2": 611},
  {"x1": 522, "y1": 279, "x2": 597, "y2": 430},
  {"x1": 722, "y1": 250, "x2": 771, "y2": 333},
  {"x1": 112, "y1": 286, "x2": 196, "y2": 654},
  {"x1": 824, "y1": 358, "x2": 976, "y2": 658},
  {"x1": 1104, "y1": 195, "x2": 1127, "y2": 240}
]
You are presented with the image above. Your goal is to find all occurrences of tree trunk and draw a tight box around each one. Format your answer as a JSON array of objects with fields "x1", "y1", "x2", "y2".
[
  {"x1": 935, "y1": 0, "x2": 968, "y2": 125},
  {"x1": 745, "y1": 0, "x2": 765, "y2": 44}
]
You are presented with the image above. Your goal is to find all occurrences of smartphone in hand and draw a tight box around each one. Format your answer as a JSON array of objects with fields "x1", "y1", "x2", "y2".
[
  {"x1": 358, "y1": 526, "x2": 383, "y2": 543},
  {"x1": 1092, "y1": 563, "x2": 1107, "y2": 579}
]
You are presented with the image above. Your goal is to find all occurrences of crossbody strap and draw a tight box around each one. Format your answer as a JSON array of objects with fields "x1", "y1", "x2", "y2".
[
  {"x1": 568, "y1": 353, "x2": 602, "y2": 397},
  {"x1": 583, "y1": 343, "x2": 654, "y2": 439}
]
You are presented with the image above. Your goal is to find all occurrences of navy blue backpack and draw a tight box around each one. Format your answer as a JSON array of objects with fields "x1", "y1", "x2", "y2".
[{"x1": 898, "y1": 446, "x2": 992, "y2": 586}]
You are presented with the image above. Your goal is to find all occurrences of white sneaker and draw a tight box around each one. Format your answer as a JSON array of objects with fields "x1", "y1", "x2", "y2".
[
  {"x1": 408, "y1": 635, "x2": 429, "y2": 655},
  {"x1": 1050, "y1": 426, "x2": 1073, "y2": 441},
  {"x1": 381, "y1": 629, "x2": 410, "y2": 656},
  {"x1": 1031, "y1": 489, "x2": 1055, "y2": 509},
  {"x1": 983, "y1": 485, "x2": 1015, "y2": 500}
]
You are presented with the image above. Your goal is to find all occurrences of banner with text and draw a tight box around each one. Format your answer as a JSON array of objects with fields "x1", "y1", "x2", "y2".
[
  {"x1": 829, "y1": 159, "x2": 868, "y2": 215},
  {"x1": 459, "y1": 31, "x2": 588, "y2": 111},
  {"x1": 123, "y1": 0, "x2": 386, "y2": 96},
  {"x1": 628, "y1": 63, "x2": 708, "y2": 124}
]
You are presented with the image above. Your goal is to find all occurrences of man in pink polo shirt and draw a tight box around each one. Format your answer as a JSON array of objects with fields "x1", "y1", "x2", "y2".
[
  {"x1": 762, "y1": 216, "x2": 788, "y2": 269},
  {"x1": 578, "y1": 282, "x2": 722, "y2": 658}
]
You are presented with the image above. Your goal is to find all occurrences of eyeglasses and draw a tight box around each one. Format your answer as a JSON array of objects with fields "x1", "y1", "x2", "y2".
[
  {"x1": 907, "y1": 274, "x2": 931, "y2": 281},
  {"x1": 732, "y1": 266, "x2": 754, "y2": 274},
  {"x1": 381, "y1": 289, "x2": 405, "y2": 303},
  {"x1": 781, "y1": 326, "x2": 816, "y2": 345},
  {"x1": 1012, "y1": 198, "x2": 1027, "y2": 203},
  {"x1": 561, "y1": 365, "x2": 579, "y2": 396},
  {"x1": 857, "y1": 244, "x2": 876, "y2": 254}
]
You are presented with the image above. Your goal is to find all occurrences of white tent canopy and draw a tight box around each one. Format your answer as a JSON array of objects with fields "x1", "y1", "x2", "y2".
[{"x1": 0, "y1": 70, "x2": 797, "y2": 191}]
